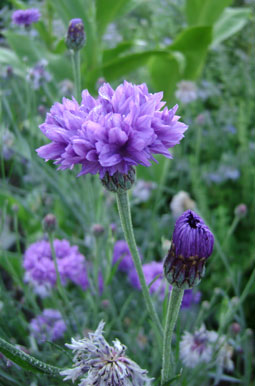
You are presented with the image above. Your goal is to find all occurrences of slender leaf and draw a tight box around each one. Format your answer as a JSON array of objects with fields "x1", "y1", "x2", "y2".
[
  {"x1": 212, "y1": 7, "x2": 251, "y2": 48},
  {"x1": 186, "y1": 0, "x2": 233, "y2": 26}
]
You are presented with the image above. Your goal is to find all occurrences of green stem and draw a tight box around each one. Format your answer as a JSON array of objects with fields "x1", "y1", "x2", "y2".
[
  {"x1": 116, "y1": 191, "x2": 163, "y2": 336},
  {"x1": 71, "y1": 50, "x2": 81, "y2": 100},
  {"x1": 0, "y1": 337, "x2": 61, "y2": 377},
  {"x1": 161, "y1": 287, "x2": 184, "y2": 385}
]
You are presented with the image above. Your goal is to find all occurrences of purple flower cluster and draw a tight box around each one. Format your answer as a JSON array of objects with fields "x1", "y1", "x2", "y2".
[
  {"x1": 37, "y1": 81, "x2": 188, "y2": 178},
  {"x1": 12, "y1": 8, "x2": 41, "y2": 26},
  {"x1": 113, "y1": 240, "x2": 200, "y2": 307},
  {"x1": 30, "y1": 309, "x2": 66, "y2": 343},
  {"x1": 23, "y1": 239, "x2": 88, "y2": 296},
  {"x1": 112, "y1": 240, "x2": 142, "y2": 272}
]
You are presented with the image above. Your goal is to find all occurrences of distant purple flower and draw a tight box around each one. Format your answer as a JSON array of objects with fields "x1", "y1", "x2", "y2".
[
  {"x1": 30, "y1": 309, "x2": 66, "y2": 343},
  {"x1": 164, "y1": 210, "x2": 214, "y2": 288},
  {"x1": 12, "y1": 8, "x2": 40, "y2": 27},
  {"x1": 129, "y1": 261, "x2": 200, "y2": 307},
  {"x1": 27, "y1": 59, "x2": 51, "y2": 90},
  {"x1": 23, "y1": 239, "x2": 88, "y2": 296},
  {"x1": 37, "y1": 81, "x2": 188, "y2": 178},
  {"x1": 112, "y1": 240, "x2": 142, "y2": 272}
]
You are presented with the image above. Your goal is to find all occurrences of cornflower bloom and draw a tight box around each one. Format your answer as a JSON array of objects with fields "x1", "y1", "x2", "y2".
[
  {"x1": 61, "y1": 321, "x2": 153, "y2": 385},
  {"x1": 36, "y1": 81, "x2": 188, "y2": 182},
  {"x1": 23, "y1": 239, "x2": 88, "y2": 296},
  {"x1": 12, "y1": 8, "x2": 40, "y2": 27},
  {"x1": 30, "y1": 309, "x2": 66, "y2": 343}
]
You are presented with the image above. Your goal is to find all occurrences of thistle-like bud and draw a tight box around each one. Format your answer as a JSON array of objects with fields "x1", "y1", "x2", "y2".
[
  {"x1": 42, "y1": 213, "x2": 57, "y2": 233},
  {"x1": 101, "y1": 168, "x2": 136, "y2": 193},
  {"x1": 164, "y1": 210, "x2": 214, "y2": 289},
  {"x1": 66, "y1": 18, "x2": 85, "y2": 51}
]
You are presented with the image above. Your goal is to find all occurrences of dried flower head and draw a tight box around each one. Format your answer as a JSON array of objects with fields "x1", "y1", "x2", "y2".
[
  {"x1": 36, "y1": 81, "x2": 188, "y2": 182},
  {"x1": 180, "y1": 325, "x2": 234, "y2": 372},
  {"x1": 12, "y1": 8, "x2": 40, "y2": 27},
  {"x1": 170, "y1": 191, "x2": 195, "y2": 219},
  {"x1": 23, "y1": 239, "x2": 88, "y2": 296},
  {"x1": 164, "y1": 210, "x2": 214, "y2": 288},
  {"x1": 175, "y1": 80, "x2": 197, "y2": 104},
  {"x1": 66, "y1": 18, "x2": 85, "y2": 51},
  {"x1": 61, "y1": 321, "x2": 153, "y2": 385},
  {"x1": 30, "y1": 309, "x2": 66, "y2": 343}
]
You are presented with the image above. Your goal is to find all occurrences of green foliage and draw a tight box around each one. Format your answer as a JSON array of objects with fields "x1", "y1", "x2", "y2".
[{"x1": 185, "y1": 0, "x2": 233, "y2": 26}]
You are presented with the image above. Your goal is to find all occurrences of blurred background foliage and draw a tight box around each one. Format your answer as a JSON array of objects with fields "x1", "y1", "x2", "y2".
[{"x1": 0, "y1": 0, "x2": 255, "y2": 384}]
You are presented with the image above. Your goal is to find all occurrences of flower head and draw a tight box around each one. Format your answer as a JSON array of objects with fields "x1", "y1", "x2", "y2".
[
  {"x1": 164, "y1": 210, "x2": 214, "y2": 288},
  {"x1": 23, "y1": 239, "x2": 88, "y2": 296},
  {"x1": 66, "y1": 18, "x2": 85, "y2": 50},
  {"x1": 61, "y1": 321, "x2": 153, "y2": 385},
  {"x1": 12, "y1": 8, "x2": 40, "y2": 26},
  {"x1": 175, "y1": 80, "x2": 197, "y2": 104},
  {"x1": 180, "y1": 325, "x2": 234, "y2": 372},
  {"x1": 112, "y1": 240, "x2": 142, "y2": 272},
  {"x1": 30, "y1": 309, "x2": 66, "y2": 343},
  {"x1": 37, "y1": 81, "x2": 188, "y2": 180}
]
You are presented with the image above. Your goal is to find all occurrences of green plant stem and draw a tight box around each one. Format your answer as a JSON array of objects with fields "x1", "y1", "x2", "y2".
[
  {"x1": 0, "y1": 337, "x2": 61, "y2": 376},
  {"x1": 71, "y1": 50, "x2": 81, "y2": 100},
  {"x1": 116, "y1": 191, "x2": 163, "y2": 337},
  {"x1": 161, "y1": 286, "x2": 184, "y2": 385}
]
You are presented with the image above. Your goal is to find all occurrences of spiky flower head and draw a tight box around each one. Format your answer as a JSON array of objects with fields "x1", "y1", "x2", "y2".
[
  {"x1": 36, "y1": 81, "x2": 188, "y2": 190},
  {"x1": 12, "y1": 8, "x2": 41, "y2": 27},
  {"x1": 60, "y1": 321, "x2": 153, "y2": 385},
  {"x1": 164, "y1": 210, "x2": 214, "y2": 288},
  {"x1": 180, "y1": 325, "x2": 234, "y2": 372},
  {"x1": 66, "y1": 18, "x2": 86, "y2": 51}
]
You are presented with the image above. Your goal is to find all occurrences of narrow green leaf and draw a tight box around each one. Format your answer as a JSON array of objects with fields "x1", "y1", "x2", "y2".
[
  {"x1": 211, "y1": 7, "x2": 251, "y2": 48},
  {"x1": 186, "y1": 0, "x2": 233, "y2": 26},
  {"x1": 0, "y1": 338, "x2": 62, "y2": 377},
  {"x1": 169, "y1": 26, "x2": 212, "y2": 79}
]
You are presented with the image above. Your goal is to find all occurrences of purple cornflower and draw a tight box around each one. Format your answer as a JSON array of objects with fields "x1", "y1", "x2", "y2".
[
  {"x1": 36, "y1": 81, "x2": 188, "y2": 179},
  {"x1": 129, "y1": 261, "x2": 201, "y2": 306},
  {"x1": 164, "y1": 210, "x2": 214, "y2": 288},
  {"x1": 30, "y1": 309, "x2": 66, "y2": 343},
  {"x1": 66, "y1": 18, "x2": 85, "y2": 51},
  {"x1": 12, "y1": 8, "x2": 40, "y2": 27},
  {"x1": 23, "y1": 239, "x2": 88, "y2": 296},
  {"x1": 112, "y1": 240, "x2": 142, "y2": 272}
]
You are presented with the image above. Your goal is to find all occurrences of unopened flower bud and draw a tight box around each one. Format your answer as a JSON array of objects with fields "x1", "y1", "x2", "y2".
[
  {"x1": 66, "y1": 18, "x2": 85, "y2": 51},
  {"x1": 92, "y1": 224, "x2": 105, "y2": 237},
  {"x1": 234, "y1": 203, "x2": 247, "y2": 219},
  {"x1": 230, "y1": 323, "x2": 241, "y2": 335},
  {"x1": 43, "y1": 213, "x2": 57, "y2": 233},
  {"x1": 164, "y1": 210, "x2": 214, "y2": 289},
  {"x1": 101, "y1": 168, "x2": 136, "y2": 193}
]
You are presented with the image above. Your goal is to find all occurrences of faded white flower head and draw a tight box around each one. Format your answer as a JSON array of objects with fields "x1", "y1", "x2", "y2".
[
  {"x1": 180, "y1": 325, "x2": 234, "y2": 371},
  {"x1": 60, "y1": 321, "x2": 153, "y2": 386},
  {"x1": 175, "y1": 80, "x2": 198, "y2": 104},
  {"x1": 170, "y1": 191, "x2": 195, "y2": 219}
]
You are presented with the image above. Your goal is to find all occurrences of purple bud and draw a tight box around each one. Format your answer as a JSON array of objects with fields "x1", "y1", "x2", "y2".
[
  {"x1": 164, "y1": 210, "x2": 214, "y2": 288},
  {"x1": 234, "y1": 203, "x2": 247, "y2": 219},
  {"x1": 92, "y1": 224, "x2": 105, "y2": 237},
  {"x1": 66, "y1": 18, "x2": 85, "y2": 51},
  {"x1": 43, "y1": 213, "x2": 57, "y2": 233}
]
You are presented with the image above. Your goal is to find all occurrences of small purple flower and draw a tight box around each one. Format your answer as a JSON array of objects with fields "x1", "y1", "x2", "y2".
[
  {"x1": 164, "y1": 210, "x2": 214, "y2": 288},
  {"x1": 36, "y1": 81, "x2": 188, "y2": 179},
  {"x1": 112, "y1": 240, "x2": 142, "y2": 272},
  {"x1": 27, "y1": 59, "x2": 52, "y2": 90},
  {"x1": 66, "y1": 18, "x2": 85, "y2": 50},
  {"x1": 129, "y1": 261, "x2": 201, "y2": 306},
  {"x1": 30, "y1": 309, "x2": 66, "y2": 343},
  {"x1": 12, "y1": 8, "x2": 40, "y2": 27},
  {"x1": 23, "y1": 239, "x2": 88, "y2": 296}
]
